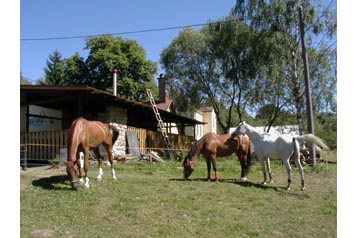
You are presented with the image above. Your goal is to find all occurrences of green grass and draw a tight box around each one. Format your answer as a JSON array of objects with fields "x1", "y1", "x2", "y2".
[{"x1": 20, "y1": 151, "x2": 337, "y2": 238}]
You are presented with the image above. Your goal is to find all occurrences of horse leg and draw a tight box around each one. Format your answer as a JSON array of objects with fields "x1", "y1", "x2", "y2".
[
  {"x1": 76, "y1": 150, "x2": 84, "y2": 184},
  {"x1": 292, "y1": 138, "x2": 305, "y2": 190},
  {"x1": 292, "y1": 151, "x2": 305, "y2": 190},
  {"x1": 282, "y1": 158, "x2": 292, "y2": 190},
  {"x1": 105, "y1": 144, "x2": 116, "y2": 180},
  {"x1": 258, "y1": 156, "x2": 268, "y2": 184},
  {"x1": 266, "y1": 158, "x2": 273, "y2": 183},
  {"x1": 238, "y1": 153, "x2": 247, "y2": 181},
  {"x1": 83, "y1": 148, "x2": 90, "y2": 188},
  {"x1": 205, "y1": 158, "x2": 211, "y2": 181},
  {"x1": 211, "y1": 156, "x2": 220, "y2": 182},
  {"x1": 93, "y1": 148, "x2": 104, "y2": 181}
]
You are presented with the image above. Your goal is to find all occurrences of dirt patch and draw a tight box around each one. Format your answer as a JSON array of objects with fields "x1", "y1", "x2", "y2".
[{"x1": 31, "y1": 229, "x2": 57, "y2": 237}]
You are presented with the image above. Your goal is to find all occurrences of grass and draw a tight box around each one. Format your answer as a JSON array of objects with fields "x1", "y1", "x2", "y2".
[{"x1": 20, "y1": 151, "x2": 337, "y2": 238}]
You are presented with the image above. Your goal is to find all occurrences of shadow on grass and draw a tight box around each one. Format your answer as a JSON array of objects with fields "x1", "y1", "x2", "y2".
[
  {"x1": 169, "y1": 177, "x2": 309, "y2": 198},
  {"x1": 32, "y1": 175, "x2": 72, "y2": 191}
]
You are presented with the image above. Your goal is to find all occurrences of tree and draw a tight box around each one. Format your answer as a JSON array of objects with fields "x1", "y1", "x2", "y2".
[
  {"x1": 44, "y1": 35, "x2": 158, "y2": 101},
  {"x1": 231, "y1": 0, "x2": 337, "y2": 133},
  {"x1": 44, "y1": 50, "x2": 66, "y2": 85},
  {"x1": 20, "y1": 71, "x2": 32, "y2": 85},
  {"x1": 83, "y1": 35, "x2": 158, "y2": 100},
  {"x1": 161, "y1": 27, "x2": 241, "y2": 133}
]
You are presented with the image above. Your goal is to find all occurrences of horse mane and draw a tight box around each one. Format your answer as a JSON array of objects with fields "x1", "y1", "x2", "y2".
[{"x1": 185, "y1": 140, "x2": 199, "y2": 161}]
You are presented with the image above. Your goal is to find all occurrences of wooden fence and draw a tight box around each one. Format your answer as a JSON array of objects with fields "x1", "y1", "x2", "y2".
[{"x1": 20, "y1": 127, "x2": 195, "y2": 163}]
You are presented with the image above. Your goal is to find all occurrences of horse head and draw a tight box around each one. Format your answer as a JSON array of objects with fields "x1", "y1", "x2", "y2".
[
  {"x1": 232, "y1": 121, "x2": 247, "y2": 136},
  {"x1": 182, "y1": 155, "x2": 194, "y2": 179},
  {"x1": 66, "y1": 160, "x2": 79, "y2": 190}
]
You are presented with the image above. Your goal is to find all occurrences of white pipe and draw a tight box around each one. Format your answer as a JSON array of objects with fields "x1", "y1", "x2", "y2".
[{"x1": 113, "y1": 69, "x2": 118, "y2": 96}]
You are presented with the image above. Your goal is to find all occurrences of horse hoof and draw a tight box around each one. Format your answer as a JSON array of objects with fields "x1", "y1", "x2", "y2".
[
  {"x1": 301, "y1": 187, "x2": 306, "y2": 191},
  {"x1": 286, "y1": 186, "x2": 291, "y2": 191},
  {"x1": 112, "y1": 176, "x2": 117, "y2": 180},
  {"x1": 262, "y1": 182, "x2": 267, "y2": 185},
  {"x1": 96, "y1": 177, "x2": 102, "y2": 181},
  {"x1": 240, "y1": 177, "x2": 247, "y2": 182}
]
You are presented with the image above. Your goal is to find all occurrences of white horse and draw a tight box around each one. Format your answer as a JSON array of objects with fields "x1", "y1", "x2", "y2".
[{"x1": 232, "y1": 121, "x2": 329, "y2": 190}]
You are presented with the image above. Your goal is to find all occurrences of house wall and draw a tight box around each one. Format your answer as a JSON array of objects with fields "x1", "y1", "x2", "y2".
[
  {"x1": 202, "y1": 110, "x2": 217, "y2": 135},
  {"x1": 194, "y1": 112, "x2": 204, "y2": 140}
]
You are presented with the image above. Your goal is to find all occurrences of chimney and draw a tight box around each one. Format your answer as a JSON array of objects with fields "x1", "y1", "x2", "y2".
[
  {"x1": 158, "y1": 74, "x2": 169, "y2": 103},
  {"x1": 112, "y1": 69, "x2": 118, "y2": 96}
]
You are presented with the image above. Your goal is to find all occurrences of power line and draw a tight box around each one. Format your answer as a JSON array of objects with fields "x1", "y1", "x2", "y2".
[
  {"x1": 21, "y1": 8, "x2": 336, "y2": 42},
  {"x1": 20, "y1": 22, "x2": 214, "y2": 42}
]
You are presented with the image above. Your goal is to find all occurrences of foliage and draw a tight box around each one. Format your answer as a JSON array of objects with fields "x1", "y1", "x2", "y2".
[
  {"x1": 161, "y1": 1, "x2": 336, "y2": 134},
  {"x1": 20, "y1": 71, "x2": 32, "y2": 85},
  {"x1": 48, "y1": 154, "x2": 64, "y2": 169},
  {"x1": 43, "y1": 50, "x2": 66, "y2": 85},
  {"x1": 43, "y1": 35, "x2": 158, "y2": 101},
  {"x1": 231, "y1": 0, "x2": 337, "y2": 130}
]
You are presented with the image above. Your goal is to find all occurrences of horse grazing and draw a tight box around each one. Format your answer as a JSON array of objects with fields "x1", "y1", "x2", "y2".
[
  {"x1": 66, "y1": 117, "x2": 120, "y2": 190},
  {"x1": 232, "y1": 121, "x2": 329, "y2": 190},
  {"x1": 183, "y1": 133, "x2": 251, "y2": 182}
]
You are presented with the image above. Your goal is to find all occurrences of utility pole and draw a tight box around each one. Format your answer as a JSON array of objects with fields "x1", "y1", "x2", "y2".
[{"x1": 298, "y1": 6, "x2": 316, "y2": 165}]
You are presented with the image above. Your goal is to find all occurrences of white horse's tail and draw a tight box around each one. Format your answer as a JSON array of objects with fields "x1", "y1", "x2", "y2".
[{"x1": 294, "y1": 134, "x2": 329, "y2": 152}]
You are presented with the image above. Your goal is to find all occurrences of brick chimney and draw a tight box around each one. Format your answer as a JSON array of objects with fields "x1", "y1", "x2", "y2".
[{"x1": 158, "y1": 74, "x2": 169, "y2": 103}]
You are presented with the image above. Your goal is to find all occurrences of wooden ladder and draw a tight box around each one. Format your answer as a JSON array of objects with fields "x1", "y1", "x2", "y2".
[{"x1": 146, "y1": 89, "x2": 172, "y2": 149}]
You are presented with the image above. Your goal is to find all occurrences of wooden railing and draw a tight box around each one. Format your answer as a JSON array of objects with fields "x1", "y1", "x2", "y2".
[
  {"x1": 20, "y1": 129, "x2": 69, "y2": 161},
  {"x1": 20, "y1": 127, "x2": 195, "y2": 162}
]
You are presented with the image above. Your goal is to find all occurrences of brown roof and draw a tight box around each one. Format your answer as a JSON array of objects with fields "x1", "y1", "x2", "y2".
[{"x1": 20, "y1": 85, "x2": 205, "y2": 130}]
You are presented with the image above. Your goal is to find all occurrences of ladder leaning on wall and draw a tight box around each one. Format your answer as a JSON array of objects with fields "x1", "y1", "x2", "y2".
[{"x1": 146, "y1": 89, "x2": 172, "y2": 149}]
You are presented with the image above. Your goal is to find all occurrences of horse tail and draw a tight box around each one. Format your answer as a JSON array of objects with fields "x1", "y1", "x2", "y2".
[
  {"x1": 247, "y1": 141, "x2": 252, "y2": 168},
  {"x1": 295, "y1": 134, "x2": 329, "y2": 152},
  {"x1": 108, "y1": 124, "x2": 120, "y2": 144}
]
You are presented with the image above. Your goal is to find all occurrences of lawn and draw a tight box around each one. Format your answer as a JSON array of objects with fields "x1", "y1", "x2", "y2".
[{"x1": 20, "y1": 151, "x2": 337, "y2": 238}]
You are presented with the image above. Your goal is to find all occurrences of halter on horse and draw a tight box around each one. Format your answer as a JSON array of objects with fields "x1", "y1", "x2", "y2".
[
  {"x1": 233, "y1": 121, "x2": 329, "y2": 190},
  {"x1": 66, "y1": 117, "x2": 119, "y2": 190},
  {"x1": 183, "y1": 133, "x2": 251, "y2": 182}
]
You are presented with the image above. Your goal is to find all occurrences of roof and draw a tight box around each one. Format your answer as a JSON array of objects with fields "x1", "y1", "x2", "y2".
[{"x1": 20, "y1": 85, "x2": 205, "y2": 129}]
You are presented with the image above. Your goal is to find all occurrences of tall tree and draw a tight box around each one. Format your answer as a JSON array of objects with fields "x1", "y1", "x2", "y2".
[
  {"x1": 44, "y1": 35, "x2": 158, "y2": 101},
  {"x1": 83, "y1": 35, "x2": 158, "y2": 100},
  {"x1": 231, "y1": 0, "x2": 336, "y2": 132},
  {"x1": 43, "y1": 50, "x2": 66, "y2": 85},
  {"x1": 161, "y1": 19, "x2": 269, "y2": 133}
]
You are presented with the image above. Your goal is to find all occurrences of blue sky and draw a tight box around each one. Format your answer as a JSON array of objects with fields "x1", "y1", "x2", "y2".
[{"x1": 20, "y1": 0, "x2": 236, "y2": 82}]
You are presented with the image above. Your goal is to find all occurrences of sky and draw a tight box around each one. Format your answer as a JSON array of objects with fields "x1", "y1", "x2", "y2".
[{"x1": 20, "y1": 0, "x2": 236, "y2": 82}]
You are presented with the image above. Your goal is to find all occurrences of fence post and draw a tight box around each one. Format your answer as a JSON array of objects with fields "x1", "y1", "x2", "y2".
[{"x1": 21, "y1": 144, "x2": 27, "y2": 171}]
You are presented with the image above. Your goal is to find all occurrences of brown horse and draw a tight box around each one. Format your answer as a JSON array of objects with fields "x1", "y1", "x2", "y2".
[
  {"x1": 66, "y1": 117, "x2": 119, "y2": 190},
  {"x1": 183, "y1": 133, "x2": 251, "y2": 182}
]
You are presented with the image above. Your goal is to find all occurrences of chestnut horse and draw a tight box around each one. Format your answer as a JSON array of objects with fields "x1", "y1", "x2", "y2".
[
  {"x1": 66, "y1": 117, "x2": 119, "y2": 190},
  {"x1": 183, "y1": 133, "x2": 251, "y2": 182}
]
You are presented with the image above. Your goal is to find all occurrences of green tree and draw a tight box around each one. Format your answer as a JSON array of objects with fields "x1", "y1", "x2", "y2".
[
  {"x1": 83, "y1": 35, "x2": 158, "y2": 100},
  {"x1": 44, "y1": 35, "x2": 158, "y2": 101},
  {"x1": 43, "y1": 50, "x2": 66, "y2": 85},
  {"x1": 63, "y1": 53, "x2": 88, "y2": 86},
  {"x1": 20, "y1": 71, "x2": 32, "y2": 85},
  {"x1": 161, "y1": 27, "x2": 241, "y2": 133},
  {"x1": 231, "y1": 0, "x2": 337, "y2": 133}
]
